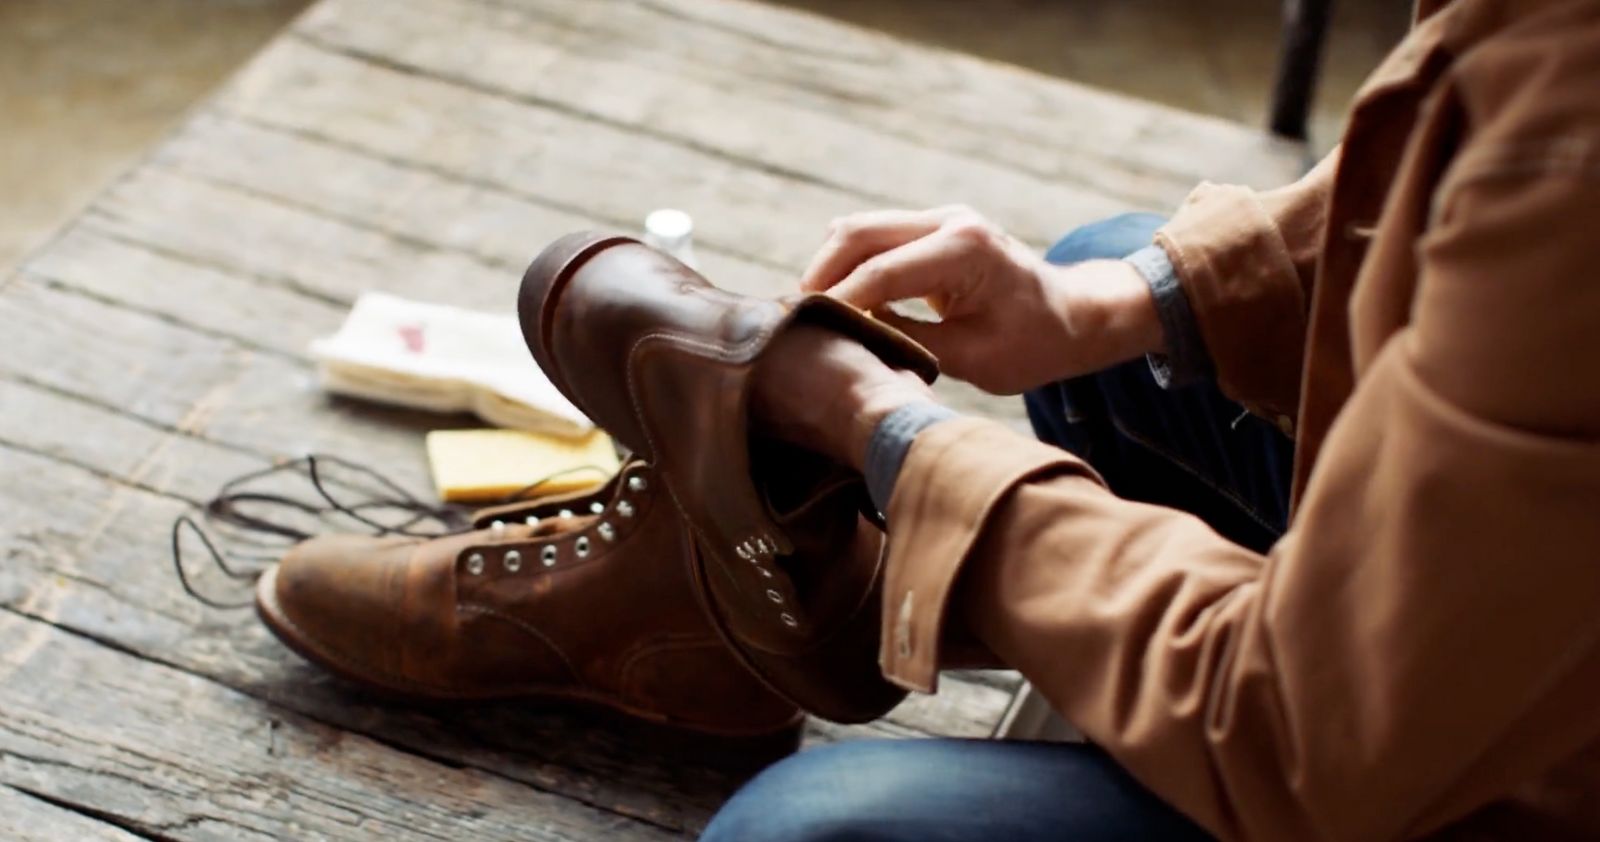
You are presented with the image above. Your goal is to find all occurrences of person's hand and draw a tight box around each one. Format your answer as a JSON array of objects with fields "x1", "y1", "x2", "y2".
[{"x1": 801, "y1": 206, "x2": 1164, "y2": 394}]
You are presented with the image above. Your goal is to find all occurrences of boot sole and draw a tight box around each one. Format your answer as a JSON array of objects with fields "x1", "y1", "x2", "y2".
[{"x1": 254, "y1": 566, "x2": 805, "y2": 739}]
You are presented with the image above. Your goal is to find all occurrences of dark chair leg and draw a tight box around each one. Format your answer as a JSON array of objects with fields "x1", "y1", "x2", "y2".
[{"x1": 1268, "y1": 0, "x2": 1335, "y2": 140}]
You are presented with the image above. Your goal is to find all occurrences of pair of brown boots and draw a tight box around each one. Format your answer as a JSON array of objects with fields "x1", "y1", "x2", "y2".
[{"x1": 256, "y1": 234, "x2": 938, "y2": 735}]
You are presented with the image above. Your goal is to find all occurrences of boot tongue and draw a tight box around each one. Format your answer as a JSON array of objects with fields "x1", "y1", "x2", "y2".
[{"x1": 527, "y1": 515, "x2": 597, "y2": 538}]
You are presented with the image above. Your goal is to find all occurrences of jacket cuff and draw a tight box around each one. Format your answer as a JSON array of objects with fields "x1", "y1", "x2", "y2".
[
  {"x1": 864, "y1": 402, "x2": 962, "y2": 515},
  {"x1": 1153, "y1": 183, "x2": 1308, "y2": 417},
  {"x1": 877, "y1": 418, "x2": 1090, "y2": 692}
]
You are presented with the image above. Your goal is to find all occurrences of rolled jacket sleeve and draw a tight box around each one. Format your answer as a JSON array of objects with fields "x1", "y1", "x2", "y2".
[
  {"x1": 1153, "y1": 152, "x2": 1338, "y2": 419},
  {"x1": 877, "y1": 155, "x2": 1600, "y2": 840}
]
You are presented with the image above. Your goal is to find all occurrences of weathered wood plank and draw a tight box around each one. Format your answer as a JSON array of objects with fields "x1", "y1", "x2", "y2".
[
  {"x1": 0, "y1": 784, "x2": 148, "y2": 842},
  {"x1": 294, "y1": 0, "x2": 1126, "y2": 243},
  {"x1": 211, "y1": 38, "x2": 908, "y2": 271},
  {"x1": 0, "y1": 606, "x2": 677, "y2": 841},
  {"x1": 27, "y1": 225, "x2": 346, "y2": 360},
  {"x1": 88, "y1": 166, "x2": 515, "y2": 315},
  {"x1": 640, "y1": 0, "x2": 1312, "y2": 186},
  {"x1": 302, "y1": 0, "x2": 1312, "y2": 203},
  {"x1": 141, "y1": 112, "x2": 797, "y2": 301},
  {"x1": 44, "y1": 165, "x2": 1024, "y2": 425},
  {"x1": 298, "y1": 0, "x2": 1303, "y2": 237},
  {"x1": 614, "y1": 0, "x2": 1306, "y2": 190},
  {"x1": 0, "y1": 277, "x2": 438, "y2": 490}
]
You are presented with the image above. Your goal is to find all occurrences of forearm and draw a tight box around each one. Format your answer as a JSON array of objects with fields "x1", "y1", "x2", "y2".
[{"x1": 1040, "y1": 257, "x2": 1166, "y2": 377}]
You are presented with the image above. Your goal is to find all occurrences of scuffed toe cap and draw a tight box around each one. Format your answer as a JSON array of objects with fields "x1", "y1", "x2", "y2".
[{"x1": 256, "y1": 534, "x2": 441, "y2": 690}]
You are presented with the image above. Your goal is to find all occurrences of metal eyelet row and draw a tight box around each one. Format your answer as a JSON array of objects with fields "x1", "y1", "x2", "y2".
[
  {"x1": 734, "y1": 533, "x2": 799, "y2": 630},
  {"x1": 463, "y1": 468, "x2": 649, "y2": 578},
  {"x1": 734, "y1": 535, "x2": 777, "y2": 561}
]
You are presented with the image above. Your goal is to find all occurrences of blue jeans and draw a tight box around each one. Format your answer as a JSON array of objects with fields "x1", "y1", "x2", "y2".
[
  {"x1": 700, "y1": 739, "x2": 1212, "y2": 842},
  {"x1": 700, "y1": 214, "x2": 1293, "y2": 842},
  {"x1": 1028, "y1": 212, "x2": 1293, "y2": 552}
]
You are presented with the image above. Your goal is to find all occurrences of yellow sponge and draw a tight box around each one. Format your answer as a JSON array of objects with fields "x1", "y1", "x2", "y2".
[{"x1": 425, "y1": 428, "x2": 620, "y2": 503}]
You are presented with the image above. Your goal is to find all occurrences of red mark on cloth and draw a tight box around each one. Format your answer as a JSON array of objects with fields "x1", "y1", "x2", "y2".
[{"x1": 398, "y1": 322, "x2": 427, "y2": 353}]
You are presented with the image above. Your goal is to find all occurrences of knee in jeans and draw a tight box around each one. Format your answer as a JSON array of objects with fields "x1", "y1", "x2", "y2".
[
  {"x1": 700, "y1": 742, "x2": 909, "y2": 842},
  {"x1": 1044, "y1": 211, "x2": 1166, "y2": 266}
]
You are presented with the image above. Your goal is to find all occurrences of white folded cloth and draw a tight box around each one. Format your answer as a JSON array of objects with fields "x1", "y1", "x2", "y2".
[{"x1": 310, "y1": 292, "x2": 591, "y2": 437}]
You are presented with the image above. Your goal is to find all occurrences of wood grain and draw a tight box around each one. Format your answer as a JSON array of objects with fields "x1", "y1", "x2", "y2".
[
  {"x1": 0, "y1": 606, "x2": 677, "y2": 841},
  {"x1": 298, "y1": 0, "x2": 1306, "y2": 235},
  {"x1": 0, "y1": 784, "x2": 147, "y2": 842}
]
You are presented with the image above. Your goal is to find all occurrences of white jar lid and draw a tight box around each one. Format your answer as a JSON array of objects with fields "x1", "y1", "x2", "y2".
[{"x1": 644, "y1": 208, "x2": 693, "y2": 245}]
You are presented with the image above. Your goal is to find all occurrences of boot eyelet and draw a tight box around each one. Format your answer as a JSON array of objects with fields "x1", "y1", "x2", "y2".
[
  {"x1": 558, "y1": 509, "x2": 573, "y2": 519},
  {"x1": 616, "y1": 501, "x2": 635, "y2": 518},
  {"x1": 503, "y1": 550, "x2": 523, "y2": 572},
  {"x1": 575, "y1": 536, "x2": 591, "y2": 557},
  {"x1": 597, "y1": 522, "x2": 616, "y2": 542},
  {"x1": 736, "y1": 545, "x2": 751, "y2": 560},
  {"x1": 780, "y1": 612, "x2": 798, "y2": 628},
  {"x1": 525, "y1": 515, "x2": 540, "y2": 527},
  {"x1": 765, "y1": 588, "x2": 783, "y2": 604},
  {"x1": 627, "y1": 475, "x2": 647, "y2": 492},
  {"x1": 465, "y1": 553, "x2": 485, "y2": 575},
  {"x1": 541, "y1": 546, "x2": 558, "y2": 567},
  {"x1": 589, "y1": 501, "x2": 605, "y2": 515}
]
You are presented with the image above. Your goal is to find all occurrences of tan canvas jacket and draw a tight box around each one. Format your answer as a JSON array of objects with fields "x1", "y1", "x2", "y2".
[{"x1": 877, "y1": 1, "x2": 1600, "y2": 840}]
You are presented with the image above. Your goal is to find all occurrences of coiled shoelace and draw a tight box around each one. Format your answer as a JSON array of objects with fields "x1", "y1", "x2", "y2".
[{"x1": 172, "y1": 453, "x2": 611, "y2": 609}]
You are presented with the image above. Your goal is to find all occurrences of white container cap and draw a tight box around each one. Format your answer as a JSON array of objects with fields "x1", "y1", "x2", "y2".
[
  {"x1": 643, "y1": 208, "x2": 697, "y2": 267},
  {"x1": 645, "y1": 208, "x2": 693, "y2": 245}
]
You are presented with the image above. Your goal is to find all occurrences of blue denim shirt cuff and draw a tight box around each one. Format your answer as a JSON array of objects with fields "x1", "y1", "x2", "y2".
[
  {"x1": 1125, "y1": 244, "x2": 1211, "y2": 388},
  {"x1": 864, "y1": 402, "x2": 961, "y2": 514}
]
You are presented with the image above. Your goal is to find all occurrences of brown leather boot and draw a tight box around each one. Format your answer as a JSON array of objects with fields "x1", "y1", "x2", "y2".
[
  {"x1": 518, "y1": 233, "x2": 939, "y2": 724},
  {"x1": 255, "y1": 459, "x2": 803, "y2": 737}
]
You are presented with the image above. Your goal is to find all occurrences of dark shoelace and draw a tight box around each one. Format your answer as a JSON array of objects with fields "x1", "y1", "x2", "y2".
[{"x1": 172, "y1": 453, "x2": 613, "y2": 609}]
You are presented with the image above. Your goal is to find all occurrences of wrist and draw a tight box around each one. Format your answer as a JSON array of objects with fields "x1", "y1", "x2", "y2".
[
  {"x1": 838, "y1": 370, "x2": 935, "y2": 472},
  {"x1": 755, "y1": 325, "x2": 937, "y2": 472},
  {"x1": 1045, "y1": 259, "x2": 1164, "y2": 366}
]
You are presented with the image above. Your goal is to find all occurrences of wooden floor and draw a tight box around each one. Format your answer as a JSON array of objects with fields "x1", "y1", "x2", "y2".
[{"x1": 0, "y1": 0, "x2": 1304, "y2": 838}]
